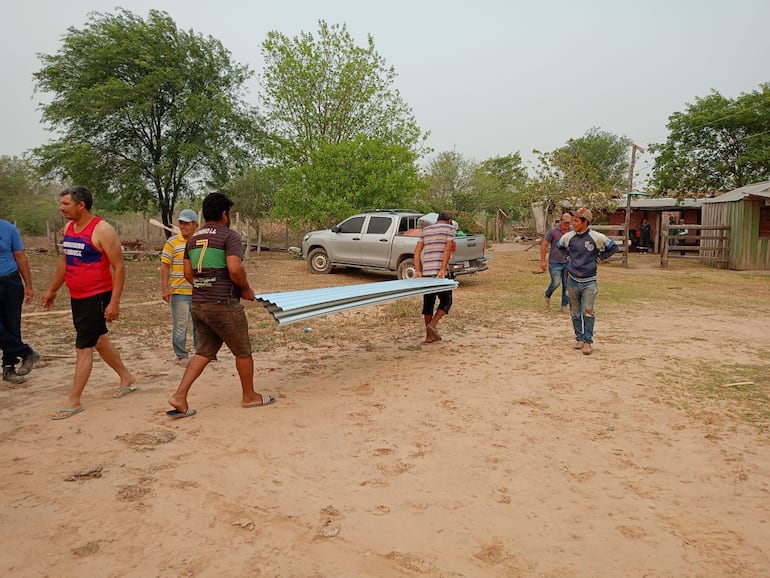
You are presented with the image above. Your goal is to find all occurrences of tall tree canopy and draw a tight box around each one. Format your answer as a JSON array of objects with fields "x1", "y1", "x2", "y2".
[
  {"x1": 33, "y1": 9, "x2": 258, "y2": 228},
  {"x1": 274, "y1": 137, "x2": 421, "y2": 227},
  {"x1": 529, "y1": 127, "x2": 630, "y2": 216},
  {"x1": 259, "y1": 20, "x2": 425, "y2": 226},
  {"x1": 260, "y1": 20, "x2": 426, "y2": 162},
  {"x1": 420, "y1": 151, "x2": 475, "y2": 213},
  {"x1": 650, "y1": 83, "x2": 770, "y2": 194},
  {"x1": 475, "y1": 154, "x2": 529, "y2": 218}
]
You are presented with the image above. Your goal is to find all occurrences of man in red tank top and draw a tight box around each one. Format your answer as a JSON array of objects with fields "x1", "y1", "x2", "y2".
[{"x1": 42, "y1": 187, "x2": 136, "y2": 419}]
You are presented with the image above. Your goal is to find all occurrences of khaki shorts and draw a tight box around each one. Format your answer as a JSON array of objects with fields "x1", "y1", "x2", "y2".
[{"x1": 191, "y1": 300, "x2": 251, "y2": 359}]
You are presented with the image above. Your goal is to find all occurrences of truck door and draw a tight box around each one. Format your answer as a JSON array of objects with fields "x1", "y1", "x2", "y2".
[
  {"x1": 360, "y1": 215, "x2": 394, "y2": 267},
  {"x1": 331, "y1": 215, "x2": 365, "y2": 264}
]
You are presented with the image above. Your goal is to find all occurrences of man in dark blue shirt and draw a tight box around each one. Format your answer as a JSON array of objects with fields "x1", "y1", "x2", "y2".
[
  {"x1": 558, "y1": 208, "x2": 619, "y2": 355},
  {"x1": 0, "y1": 219, "x2": 40, "y2": 383}
]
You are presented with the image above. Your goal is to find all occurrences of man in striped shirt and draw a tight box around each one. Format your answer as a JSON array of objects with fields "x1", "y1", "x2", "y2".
[
  {"x1": 414, "y1": 210, "x2": 455, "y2": 344},
  {"x1": 160, "y1": 209, "x2": 199, "y2": 366}
]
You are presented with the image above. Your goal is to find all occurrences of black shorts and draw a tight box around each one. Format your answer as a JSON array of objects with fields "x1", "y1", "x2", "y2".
[
  {"x1": 71, "y1": 291, "x2": 111, "y2": 349},
  {"x1": 422, "y1": 289, "x2": 453, "y2": 316}
]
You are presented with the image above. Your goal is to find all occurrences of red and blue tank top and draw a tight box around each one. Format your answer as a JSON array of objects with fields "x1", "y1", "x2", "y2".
[{"x1": 62, "y1": 217, "x2": 113, "y2": 299}]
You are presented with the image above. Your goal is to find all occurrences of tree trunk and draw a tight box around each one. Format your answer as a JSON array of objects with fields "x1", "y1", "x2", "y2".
[{"x1": 532, "y1": 203, "x2": 547, "y2": 236}]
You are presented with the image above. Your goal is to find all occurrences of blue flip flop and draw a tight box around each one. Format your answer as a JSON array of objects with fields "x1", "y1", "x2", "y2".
[{"x1": 166, "y1": 408, "x2": 197, "y2": 419}]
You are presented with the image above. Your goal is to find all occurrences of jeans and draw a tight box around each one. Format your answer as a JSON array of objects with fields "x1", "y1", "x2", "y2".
[
  {"x1": 170, "y1": 293, "x2": 198, "y2": 359},
  {"x1": 0, "y1": 274, "x2": 33, "y2": 367},
  {"x1": 566, "y1": 276, "x2": 598, "y2": 344},
  {"x1": 545, "y1": 262, "x2": 569, "y2": 307}
]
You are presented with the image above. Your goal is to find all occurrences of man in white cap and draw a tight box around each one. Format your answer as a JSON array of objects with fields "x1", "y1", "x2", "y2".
[
  {"x1": 414, "y1": 210, "x2": 456, "y2": 344},
  {"x1": 160, "y1": 209, "x2": 199, "y2": 366}
]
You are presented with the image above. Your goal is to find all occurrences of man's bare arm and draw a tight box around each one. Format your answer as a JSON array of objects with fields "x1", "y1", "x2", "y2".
[{"x1": 93, "y1": 220, "x2": 125, "y2": 322}]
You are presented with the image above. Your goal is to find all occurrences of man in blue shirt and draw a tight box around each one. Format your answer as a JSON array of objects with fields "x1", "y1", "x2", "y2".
[
  {"x1": 0, "y1": 219, "x2": 40, "y2": 383},
  {"x1": 558, "y1": 208, "x2": 618, "y2": 355}
]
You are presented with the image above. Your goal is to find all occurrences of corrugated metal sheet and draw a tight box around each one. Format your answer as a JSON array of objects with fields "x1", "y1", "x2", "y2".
[
  {"x1": 702, "y1": 181, "x2": 770, "y2": 204},
  {"x1": 700, "y1": 201, "x2": 730, "y2": 268},
  {"x1": 254, "y1": 278, "x2": 458, "y2": 325},
  {"x1": 623, "y1": 197, "x2": 705, "y2": 210}
]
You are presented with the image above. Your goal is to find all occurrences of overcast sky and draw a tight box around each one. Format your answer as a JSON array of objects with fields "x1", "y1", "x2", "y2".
[{"x1": 3, "y1": 0, "x2": 769, "y2": 187}]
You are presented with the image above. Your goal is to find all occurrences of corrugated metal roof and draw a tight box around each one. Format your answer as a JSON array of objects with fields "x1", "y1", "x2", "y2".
[
  {"x1": 701, "y1": 181, "x2": 770, "y2": 203},
  {"x1": 618, "y1": 195, "x2": 705, "y2": 210},
  {"x1": 254, "y1": 278, "x2": 458, "y2": 325}
]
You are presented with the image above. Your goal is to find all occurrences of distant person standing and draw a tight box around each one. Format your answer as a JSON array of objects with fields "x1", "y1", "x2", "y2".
[
  {"x1": 558, "y1": 208, "x2": 619, "y2": 355},
  {"x1": 160, "y1": 209, "x2": 199, "y2": 366},
  {"x1": 42, "y1": 187, "x2": 136, "y2": 419},
  {"x1": 638, "y1": 219, "x2": 652, "y2": 254},
  {"x1": 0, "y1": 218, "x2": 40, "y2": 384},
  {"x1": 540, "y1": 212, "x2": 572, "y2": 312},
  {"x1": 667, "y1": 216, "x2": 676, "y2": 248},
  {"x1": 166, "y1": 192, "x2": 275, "y2": 418},
  {"x1": 414, "y1": 210, "x2": 455, "y2": 344},
  {"x1": 677, "y1": 218, "x2": 688, "y2": 256}
]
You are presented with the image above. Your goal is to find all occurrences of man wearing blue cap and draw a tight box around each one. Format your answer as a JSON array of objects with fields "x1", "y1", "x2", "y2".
[{"x1": 160, "y1": 209, "x2": 199, "y2": 366}]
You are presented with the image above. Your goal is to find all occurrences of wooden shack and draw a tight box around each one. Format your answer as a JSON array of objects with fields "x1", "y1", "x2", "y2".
[
  {"x1": 607, "y1": 196, "x2": 703, "y2": 254},
  {"x1": 701, "y1": 181, "x2": 770, "y2": 270}
]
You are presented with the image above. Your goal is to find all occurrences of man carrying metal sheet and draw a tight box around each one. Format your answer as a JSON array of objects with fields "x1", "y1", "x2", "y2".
[
  {"x1": 165, "y1": 192, "x2": 276, "y2": 419},
  {"x1": 414, "y1": 210, "x2": 455, "y2": 344}
]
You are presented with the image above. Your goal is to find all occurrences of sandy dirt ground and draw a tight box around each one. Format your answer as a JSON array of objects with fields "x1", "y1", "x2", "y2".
[{"x1": 1, "y1": 241, "x2": 769, "y2": 577}]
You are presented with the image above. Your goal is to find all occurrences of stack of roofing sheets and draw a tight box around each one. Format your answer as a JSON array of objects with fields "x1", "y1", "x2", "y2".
[{"x1": 254, "y1": 277, "x2": 458, "y2": 325}]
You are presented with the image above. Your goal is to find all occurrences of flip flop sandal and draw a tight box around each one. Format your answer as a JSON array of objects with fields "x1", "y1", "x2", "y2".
[{"x1": 166, "y1": 408, "x2": 197, "y2": 419}]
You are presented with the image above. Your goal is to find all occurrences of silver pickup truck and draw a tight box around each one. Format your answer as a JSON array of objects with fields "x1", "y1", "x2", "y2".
[{"x1": 301, "y1": 210, "x2": 489, "y2": 280}]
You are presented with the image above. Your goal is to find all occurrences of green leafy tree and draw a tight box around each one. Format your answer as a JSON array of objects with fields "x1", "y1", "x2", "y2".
[
  {"x1": 419, "y1": 151, "x2": 475, "y2": 217},
  {"x1": 419, "y1": 150, "x2": 507, "y2": 233},
  {"x1": 260, "y1": 20, "x2": 426, "y2": 226},
  {"x1": 0, "y1": 156, "x2": 58, "y2": 235},
  {"x1": 275, "y1": 137, "x2": 421, "y2": 227},
  {"x1": 650, "y1": 83, "x2": 770, "y2": 194},
  {"x1": 228, "y1": 165, "x2": 283, "y2": 254},
  {"x1": 33, "y1": 9, "x2": 259, "y2": 231},
  {"x1": 528, "y1": 128, "x2": 630, "y2": 218},
  {"x1": 475, "y1": 154, "x2": 529, "y2": 229}
]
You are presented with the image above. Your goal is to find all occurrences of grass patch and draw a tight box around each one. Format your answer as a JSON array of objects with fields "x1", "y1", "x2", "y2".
[{"x1": 691, "y1": 363, "x2": 770, "y2": 432}]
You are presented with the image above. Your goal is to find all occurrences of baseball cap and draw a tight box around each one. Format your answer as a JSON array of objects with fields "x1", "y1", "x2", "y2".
[
  {"x1": 575, "y1": 207, "x2": 592, "y2": 223},
  {"x1": 178, "y1": 209, "x2": 199, "y2": 223}
]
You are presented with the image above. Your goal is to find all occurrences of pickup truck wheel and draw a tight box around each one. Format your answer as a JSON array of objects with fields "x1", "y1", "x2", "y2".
[
  {"x1": 397, "y1": 258, "x2": 416, "y2": 280},
  {"x1": 307, "y1": 248, "x2": 332, "y2": 274}
]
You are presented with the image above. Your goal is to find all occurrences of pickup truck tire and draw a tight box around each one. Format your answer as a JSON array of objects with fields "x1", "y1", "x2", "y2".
[
  {"x1": 397, "y1": 258, "x2": 417, "y2": 280},
  {"x1": 307, "y1": 248, "x2": 332, "y2": 274}
]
